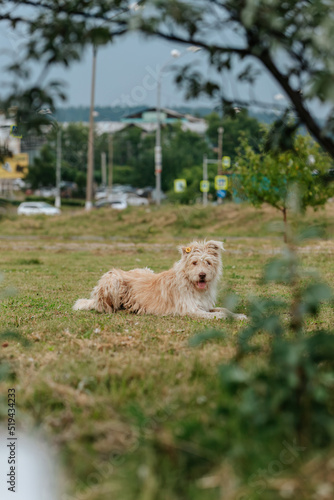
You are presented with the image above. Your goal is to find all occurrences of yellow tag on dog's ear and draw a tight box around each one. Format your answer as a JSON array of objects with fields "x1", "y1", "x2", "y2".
[{"x1": 185, "y1": 247, "x2": 191, "y2": 253}]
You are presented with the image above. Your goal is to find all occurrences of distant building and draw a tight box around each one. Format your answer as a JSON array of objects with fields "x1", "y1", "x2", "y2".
[
  {"x1": 0, "y1": 113, "x2": 30, "y2": 196},
  {"x1": 121, "y1": 107, "x2": 207, "y2": 134},
  {"x1": 62, "y1": 107, "x2": 208, "y2": 137},
  {"x1": 0, "y1": 113, "x2": 21, "y2": 156}
]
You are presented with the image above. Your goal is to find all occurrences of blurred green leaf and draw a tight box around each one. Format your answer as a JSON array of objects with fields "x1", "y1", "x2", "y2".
[
  {"x1": 300, "y1": 282, "x2": 333, "y2": 316},
  {"x1": 219, "y1": 364, "x2": 250, "y2": 388},
  {"x1": 0, "y1": 330, "x2": 31, "y2": 347},
  {"x1": 263, "y1": 250, "x2": 298, "y2": 283},
  {"x1": 296, "y1": 225, "x2": 326, "y2": 242},
  {"x1": 223, "y1": 293, "x2": 241, "y2": 313},
  {"x1": 0, "y1": 361, "x2": 11, "y2": 381},
  {"x1": 307, "y1": 332, "x2": 334, "y2": 362},
  {"x1": 189, "y1": 329, "x2": 225, "y2": 347}
]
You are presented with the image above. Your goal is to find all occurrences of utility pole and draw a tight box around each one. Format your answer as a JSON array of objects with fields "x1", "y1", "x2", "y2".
[
  {"x1": 85, "y1": 45, "x2": 97, "y2": 211},
  {"x1": 217, "y1": 126, "x2": 224, "y2": 205},
  {"x1": 55, "y1": 128, "x2": 61, "y2": 209},
  {"x1": 101, "y1": 152, "x2": 107, "y2": 187},
  {"x1": 203, "y1": 154, "x2": 208, "y2": 206},
  {"x1": 155, "y1": 74, "x2": 162, "y2": 206},
  {"x1": 218, "y1": 126, "x2": 223, "y2": 175},
  {"x1": 108, "y1": 133, "x2": 113, "y2": 193},
  {"x1": 154, "y1": 49, "x2": 184, "y2": 206}
]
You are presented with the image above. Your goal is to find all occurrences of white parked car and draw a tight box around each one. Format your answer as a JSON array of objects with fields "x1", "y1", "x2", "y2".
[
  {"x1": 95, "y1": 189, "x2": 109, "y2": 200},
  {"x1": 17, "y1": 202, "x2": 61, "y2": 216},
  {"x1": 35, "y1": 187, "x2": 58, "y2": 198},
  {"x1": 110, "y1": 200, "x2": 127, "y2": 210},
  {"x1": 95, "y1": 198, "x2": 127, "y2": 210},
  {"x1": 126, "y1": 193, "x2": 149, "y2": 206}
]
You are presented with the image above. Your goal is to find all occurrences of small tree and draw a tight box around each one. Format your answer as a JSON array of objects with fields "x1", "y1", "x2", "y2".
[{"x1": 236, "y1": 133, "x2": 334, "y2": 241}]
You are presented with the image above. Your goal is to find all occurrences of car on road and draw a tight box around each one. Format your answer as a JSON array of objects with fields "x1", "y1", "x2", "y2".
[
  {"x1": 17, "y1": 202, "x2": 61, "y2": 216},
  {"x1": 34, "y1": 187, "x2": 58, "y2": 198},
  {"x1": 126, "y1": 193, "x2": 149, "y2": 207},
  {"x1": 95, "y1": 198, "x2": 127, "y2": 210}
]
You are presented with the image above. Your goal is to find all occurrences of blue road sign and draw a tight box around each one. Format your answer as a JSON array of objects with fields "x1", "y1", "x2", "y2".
[{"x1": 217, "y1": 189, "x2": 227, "y2": 198}]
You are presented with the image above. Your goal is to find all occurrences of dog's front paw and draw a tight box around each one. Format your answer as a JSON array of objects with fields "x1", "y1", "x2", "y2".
[
  {"x1": 235, "y1": 314, "x2": 248, "y2": 321},
  {"x1": 211, "y1": 312, "x2": 228, "y2": 319}
]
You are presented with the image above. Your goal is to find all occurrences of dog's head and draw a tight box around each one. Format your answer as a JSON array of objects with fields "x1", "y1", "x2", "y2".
[{"x1": 178, "y1": 240, "x2": 224, "y2": 291}]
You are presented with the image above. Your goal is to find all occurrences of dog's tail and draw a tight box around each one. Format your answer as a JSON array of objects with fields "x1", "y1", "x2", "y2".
[{"x1": 73, "y1": 298, "x2": 95, "y2": 311}]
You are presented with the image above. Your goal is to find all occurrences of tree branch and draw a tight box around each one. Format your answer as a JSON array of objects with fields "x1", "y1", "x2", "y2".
[
  {"x1": 149, "y1": 30, "x2": 250, "y2": 58},
  {"x1": 4, "y1": 0, "x2": 120, "y2": 22},
  {"x1": 258, "y1": 50, "x2": 334, "y2": 157}
]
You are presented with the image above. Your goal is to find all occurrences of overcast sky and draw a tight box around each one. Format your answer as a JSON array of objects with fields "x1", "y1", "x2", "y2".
[
  {"x1": 0, "y1": 21, "x2": 286, "y2": 113},
  {"x1": 50, "y1": 32, "x2": 284, "y2": 110}
]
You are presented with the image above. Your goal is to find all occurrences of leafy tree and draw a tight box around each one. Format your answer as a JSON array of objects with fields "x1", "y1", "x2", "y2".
[
  {"x1": 26, "y1": 144, "x2": 56, "y2": 188},
  {"x1": 137, "y1": 0, "x2": 334, "y2": 158},
  {"x1": 0, "y1": 1, "x2": 134, "y2": 137},
  {"x1": 26, "y1": 123, "x2": 88, "y2": 189},
  {"x1": 2, "y1": 1, "x2": 334, "y2": 159},
  {"x1": 161, "y1": 123, "x2": 211, "y2": 190},
  {"x1": 235, "y1": 133, "x2": 334, "y2": 241},
  {"x1": 206, "y1": 109, "x2": 263, "y2": 160},
  {"x1": 109, "y1": 122, "x2": 210, "y2": 190},
  {"x1": 111, "y1": 126, "x2": 155, "y2": 187},
  {"x1": 26, "y1": 121, "x2": 211, "y2": 192},
  {"x1": 62, "y1": 123, "x2": 89, "y2": 175}
]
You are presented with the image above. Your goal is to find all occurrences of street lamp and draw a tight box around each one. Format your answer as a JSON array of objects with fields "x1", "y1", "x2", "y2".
[
  {"x1": 55, "y1": 128, "x2": 61, "y2": 209},
  {"x1": 217, "y1": 126, "x2": 224, "y2": 175},
  {"x1": 155, "y1": 46, "x2": 201, "y2": 206},
  {"x1": 85, "y1": 3, "x2": 141, "y2": 211},
  {"x1": 155, "y1": 49, "x2": 180, "y2": 206},
  {"x1": 85, "y1": 44, "x2": 97, "y2": 211},
  {"x1": 37, "y1": 109, "x2": 61, "y2": 208}
]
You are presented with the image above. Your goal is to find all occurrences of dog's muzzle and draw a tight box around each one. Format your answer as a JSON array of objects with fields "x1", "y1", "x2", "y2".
[{"x1": 196, "y1": 280, "x2": 207, "y2": 290}]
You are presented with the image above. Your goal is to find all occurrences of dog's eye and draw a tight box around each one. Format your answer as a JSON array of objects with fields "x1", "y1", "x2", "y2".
[
  {"x1": 206, "y1": 261, "x2": 212, "y2": 266},
  {"x1": 192, "y1": 261, "x2": 198, "y2": 265}
]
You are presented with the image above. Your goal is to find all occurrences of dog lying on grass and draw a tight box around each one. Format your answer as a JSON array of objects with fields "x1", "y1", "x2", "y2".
[{"x1": 73, "y1": 240, "x2": 247, "y2": 320}]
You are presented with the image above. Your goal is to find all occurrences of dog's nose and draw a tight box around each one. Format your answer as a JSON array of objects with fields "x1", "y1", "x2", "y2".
[{"x1": 199, "y1": 272, "x2": 206, "y2": 279}]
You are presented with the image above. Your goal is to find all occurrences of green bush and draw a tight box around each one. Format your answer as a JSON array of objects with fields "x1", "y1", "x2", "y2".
[{"x1": 0, "y1": 198, "x2": 21, "y2": 206}]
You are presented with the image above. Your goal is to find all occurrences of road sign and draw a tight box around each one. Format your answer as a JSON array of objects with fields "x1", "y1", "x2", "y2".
[
  {"x1": 222, "y1": 156, "x2": 231, "y2": 168},
  {"x1": 0, "y1": 153, "x2": 29, "y2": 179},
  {"x1": 10, "y1": 125, "x2": 22, "y2": 139},
  {"x1": 174, "y1": 179, "x2": 187, "y2": 193},
  {"x1": 215, "y1": 175, "x2": 228, "y2": 190},
  {"x1": 217, "y1": 189, "x2": 227, "y2": 198},
  {"x1": 200, "y1": 180, "x2": 210, "y2": 193}
]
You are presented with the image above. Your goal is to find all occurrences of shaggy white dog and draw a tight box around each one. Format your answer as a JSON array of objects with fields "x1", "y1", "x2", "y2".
[{"x1": 73, "y1": 240, "x2": 247, "y2": 320}]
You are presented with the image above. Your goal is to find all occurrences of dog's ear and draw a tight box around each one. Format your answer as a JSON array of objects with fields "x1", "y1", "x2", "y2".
[
  {"x1": 206, "y1": 240, "x2": 225, "y2": 252},
  {"x1": 178, "y1": 245, "x2": 192, "y2": 256}
]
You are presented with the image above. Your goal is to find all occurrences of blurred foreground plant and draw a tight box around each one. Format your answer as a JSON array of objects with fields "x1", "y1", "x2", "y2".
[{"x1": 0, "y1": 275, "x2": 29, "y2": 391}]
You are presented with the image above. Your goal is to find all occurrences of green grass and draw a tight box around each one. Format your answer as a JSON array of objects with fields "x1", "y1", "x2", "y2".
[
  {"x1": 0, "y1": 203, "x2": 334, "y2": 499},
  {"x1": 1, "y1": 201, "x2": 334, "y2": 241}
]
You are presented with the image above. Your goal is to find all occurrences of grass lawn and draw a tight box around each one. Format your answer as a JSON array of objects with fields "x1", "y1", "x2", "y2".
[{"x1": 0, "y1": 202, "x2": 334, "y2": 499}]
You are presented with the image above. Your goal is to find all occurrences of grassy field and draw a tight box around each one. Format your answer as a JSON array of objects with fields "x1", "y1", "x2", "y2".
[{"x1": 1, "y1": 202, "x2": 334, "y2": 499}]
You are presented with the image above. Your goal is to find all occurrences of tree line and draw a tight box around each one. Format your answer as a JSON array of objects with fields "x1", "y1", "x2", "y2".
[{"x1": 26, "y1": 108, "x2": 262, "y2": 194}]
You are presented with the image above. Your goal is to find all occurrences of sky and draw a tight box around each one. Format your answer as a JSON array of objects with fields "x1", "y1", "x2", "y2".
[
  {"x1": 0, "y1": 2, "x2": 331, "y2": 123},
  {"x1": 50, "y1": 32, "x2": 284, "y2": 111},
  {"x1": 0, "y1": 22, "x2": 285, "y2": 113}
]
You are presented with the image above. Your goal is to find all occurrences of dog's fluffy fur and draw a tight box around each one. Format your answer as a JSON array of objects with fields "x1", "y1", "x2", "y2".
[{"x1": 73, "y1": 240, "x2": 247, "y2": 320}]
